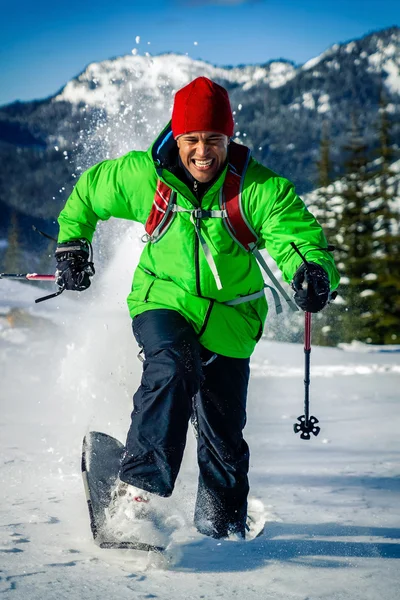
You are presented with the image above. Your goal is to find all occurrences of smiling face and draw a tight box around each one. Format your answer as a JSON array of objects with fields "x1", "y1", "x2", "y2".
[{"x1": 176, "y1": 131, "x2": 229, "y2": 183}]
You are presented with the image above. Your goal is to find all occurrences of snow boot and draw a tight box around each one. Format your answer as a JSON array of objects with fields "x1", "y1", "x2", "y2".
[{"x1": 104, "y1": 478, "x2": 167, "y2": 547}]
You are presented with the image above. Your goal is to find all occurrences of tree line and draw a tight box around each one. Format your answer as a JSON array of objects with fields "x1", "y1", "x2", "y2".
[{"x1": 310, "y1": 92, "x2": 400, "y2": 346}]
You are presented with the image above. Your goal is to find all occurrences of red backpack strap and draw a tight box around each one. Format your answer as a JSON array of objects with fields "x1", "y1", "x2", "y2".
[
  {"x1": 222, "y1": 143, "x2": 298, "y2": 313},
  {"x1": 145, "y1": 181, "x2": 175, "y2": 241},
  {"x1": 221, "y1": 143, "x2": 258, "y2": 251}
]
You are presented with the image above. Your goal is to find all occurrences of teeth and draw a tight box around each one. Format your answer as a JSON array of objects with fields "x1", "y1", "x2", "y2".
[{"x1": 194, "y1": 159, "x2": 213, "y2": 167}]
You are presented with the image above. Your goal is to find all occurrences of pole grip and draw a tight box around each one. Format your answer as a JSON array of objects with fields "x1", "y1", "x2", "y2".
[
  {"x1": 0, "y1": 273, "x2": 55, "y2": 281},
  {"x1": 27, "y1": 274, "x2": 56, "y2": 281}
]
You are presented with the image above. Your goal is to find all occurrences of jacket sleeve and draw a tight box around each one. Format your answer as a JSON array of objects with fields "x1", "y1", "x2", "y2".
[
  {"x1": 57, "y1": 151, "x2": 155, "y2": 242},
  {"x1": 246, "y1": 168, "x2": 340, "y2": 290}
]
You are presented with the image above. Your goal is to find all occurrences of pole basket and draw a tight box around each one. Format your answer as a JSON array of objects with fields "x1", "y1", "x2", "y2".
[{"x1": 293, "y1": 415, "x2": 320, "y2": 440}]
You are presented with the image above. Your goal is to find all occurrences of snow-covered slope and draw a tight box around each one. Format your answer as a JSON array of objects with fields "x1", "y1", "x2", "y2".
[
  {"x1": 55, "y1": 53, "x2": 296, "y2": 113},
  {"x1": 302, "y1": 28, "x2": 400, "y2": 94},
  {"x1": 367, "y1": 30, "x2": 400, "y2": 94},
  {"x1": 1, "y1": 226, "x2": 399, "y2": 598}
]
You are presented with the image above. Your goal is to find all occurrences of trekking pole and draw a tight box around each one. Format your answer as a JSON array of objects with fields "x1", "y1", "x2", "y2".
[
  {"x1": 289, "y1": 241, "x2": 321, "y2": 441},
  {"x1": 0, "y1": 272, "x2": 64, "y2": 304},
  {"x1": 293, "y1": 311, "x2": 320, "y2": 440},
  {"x1": 0, "y1": 273, "x2": 55, "y2": 282}
]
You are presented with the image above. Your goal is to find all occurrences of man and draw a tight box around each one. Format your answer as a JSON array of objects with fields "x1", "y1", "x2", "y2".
[{"x1": 55, "y1": 77, "x2": 339, "y2": 541}]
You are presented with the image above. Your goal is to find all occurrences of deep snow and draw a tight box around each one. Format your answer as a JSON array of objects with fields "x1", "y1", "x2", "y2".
[{"x1": 1, "y1": 228, "x2": 400, "y2": 600}]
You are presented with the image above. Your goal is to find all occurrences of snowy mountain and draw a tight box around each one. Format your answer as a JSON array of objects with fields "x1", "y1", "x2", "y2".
[
  {"x1": 0, "y1": 26, "x2": 399, "y2": 263},
  {"x1": 55, "y1": 53, "x2": 297, "y2": 112},
  {"x1": 54, "y1": 27, "x2": 400, "y2": 116}
]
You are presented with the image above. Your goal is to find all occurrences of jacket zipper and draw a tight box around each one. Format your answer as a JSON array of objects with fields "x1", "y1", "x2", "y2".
[
  {"x1": 193, "y1": 180, "x2": 202, "y2": 296},
  {"x1": 198, "y1": 300, "x2": 214, "y2": 338},
  {"x1": 195, "y1": 234, "x2": 201, "y2": 296}
]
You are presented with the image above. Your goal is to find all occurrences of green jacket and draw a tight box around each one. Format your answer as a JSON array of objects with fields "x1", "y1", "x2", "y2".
[{"x1": 58, "y1": 123, "x2": 340, "y2": 358}]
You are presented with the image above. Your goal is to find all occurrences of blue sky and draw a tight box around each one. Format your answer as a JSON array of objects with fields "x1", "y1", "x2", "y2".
[{"x1": 0, "y1": 0, "x2": 398, "y2": 106}]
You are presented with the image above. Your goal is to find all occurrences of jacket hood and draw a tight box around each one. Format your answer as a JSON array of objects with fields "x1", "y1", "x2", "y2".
[{"x1": 150, "y1": 122, "x2": 178, "y2": 172}]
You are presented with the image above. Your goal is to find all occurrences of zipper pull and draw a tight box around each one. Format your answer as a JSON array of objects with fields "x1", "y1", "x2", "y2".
[{"x1": 193, "y1": 180, "x2": 198, "y2": 195}]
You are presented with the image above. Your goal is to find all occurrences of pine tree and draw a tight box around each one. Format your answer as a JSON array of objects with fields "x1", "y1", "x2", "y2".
[
  {"x1": 362, "y1": 92, "x2": 400, "y2": 343},
  {"x1": 311, "y1": 122, "x2": 342, "y2": 237},
  {"x1": 335, "y1": 115, "x2": 377, "y2": 343}
]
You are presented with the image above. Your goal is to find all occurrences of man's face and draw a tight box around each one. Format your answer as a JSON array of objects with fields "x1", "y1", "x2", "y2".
[{"x1": 176, "y1": 131, "x2": 229, "y2": 183}]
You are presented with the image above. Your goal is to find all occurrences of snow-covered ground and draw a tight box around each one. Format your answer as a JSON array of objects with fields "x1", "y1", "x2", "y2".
[{"x1": 1, "y1": 234, "x2": 399, "y2": 599}]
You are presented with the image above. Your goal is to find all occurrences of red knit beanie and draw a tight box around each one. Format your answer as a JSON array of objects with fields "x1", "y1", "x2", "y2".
[{"x1": 171, "y1": 77, "x2": 234, "y2": 139}]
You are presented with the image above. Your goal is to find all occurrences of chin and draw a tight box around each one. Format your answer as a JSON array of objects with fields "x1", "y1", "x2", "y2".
[
  {"x1": 197, "y1": 173, "x2": 214, "y2": 183},
  {"x1": 192, "y1": 167, "x2": 217, "y2": 183}
]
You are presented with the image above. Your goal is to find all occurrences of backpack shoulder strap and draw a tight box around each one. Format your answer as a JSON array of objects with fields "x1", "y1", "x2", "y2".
[
  {"x1": 145, "y1": 180, "x2": 175, "y2": 242},
  {"x1": 221, "y1": 143, "x2": 298, "y2": 314},
  {"x1": 221, "y1": 143, "x2": 258, "y2": 251}
]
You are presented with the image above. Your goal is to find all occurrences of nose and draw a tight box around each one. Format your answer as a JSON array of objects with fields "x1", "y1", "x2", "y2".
[{"x1": 195, "y1": 141, "x2": 208, "y2": 157}]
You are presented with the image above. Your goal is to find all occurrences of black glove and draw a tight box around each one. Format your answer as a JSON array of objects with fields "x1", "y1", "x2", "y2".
[
  {"x1": 291, "y1": 262, "x2": 330, "y2": 313},
  {"x1": 55, "y1": 239, "x2": 95, "y2": 291}
]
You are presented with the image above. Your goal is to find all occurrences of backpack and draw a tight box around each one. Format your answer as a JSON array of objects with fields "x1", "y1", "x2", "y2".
[{"x1": 144, "y1": 143, "x2": 298, "y2": 314}]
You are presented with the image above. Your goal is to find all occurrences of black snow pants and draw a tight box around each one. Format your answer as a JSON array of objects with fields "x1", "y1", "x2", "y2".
[{"x1": 119, "y1": 309, "x2": 250, "y2": 538}]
